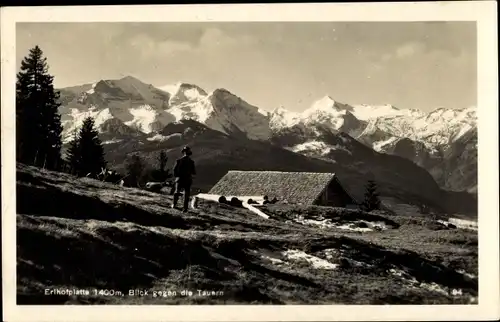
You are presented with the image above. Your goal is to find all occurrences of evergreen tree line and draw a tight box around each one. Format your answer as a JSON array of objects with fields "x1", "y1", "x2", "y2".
[
  {"x1": 16, "y1": 46, "x2": 63, "y2": 170},
  {"x1": 65, "y1": 117, "x2": 172, "y2": 186},
  {"x1": 124, "y1": 150, "x2": 172, "y2": 187},
  {"x1": 15, "y1": 46, "x2": 385, "y2": 205},
  {"x1": 16, "y1": 45, "x2": 172, "y2": 187},
  {"x1": 65, "y1": 117, "x2": 107, "y2": 176}
]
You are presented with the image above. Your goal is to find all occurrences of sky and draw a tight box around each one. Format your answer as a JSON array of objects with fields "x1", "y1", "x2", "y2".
[{"x1": 16, "y1": 22, "x2": 477, "y2": 113}]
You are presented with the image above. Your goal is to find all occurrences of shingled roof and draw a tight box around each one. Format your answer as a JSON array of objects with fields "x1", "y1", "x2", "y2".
[{"x1": 208, "y1": 170, "x2": 346, "y2": 205}]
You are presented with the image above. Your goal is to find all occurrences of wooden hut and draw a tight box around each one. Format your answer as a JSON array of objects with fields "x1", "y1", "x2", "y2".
[{"x1": 208, "y1": 170, "x2": 358, "y2": 207}]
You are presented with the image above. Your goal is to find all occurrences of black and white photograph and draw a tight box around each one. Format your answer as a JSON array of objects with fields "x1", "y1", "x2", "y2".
[{"x1": 1, "y1": 2, "x2": 498, "y2": 321}]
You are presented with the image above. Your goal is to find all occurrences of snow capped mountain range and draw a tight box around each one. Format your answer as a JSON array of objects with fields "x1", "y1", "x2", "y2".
[
  {"x1": 270, "y1": 95, "x2": 476, "y2": 154},
  {"x1": 267, "y1": 95, "x2": 477, "y2": 193},
  {"x1": 59, "y1": 76, "x2": 271, "y2": 143},
  {"x1": 57, "y1": 76, "x2": 477, "y2": 193}
]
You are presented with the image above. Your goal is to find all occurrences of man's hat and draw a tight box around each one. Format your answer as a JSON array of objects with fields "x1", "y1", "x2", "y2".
[{"x1": 182, "y1": 146, "x2": 192, "y2": 154}]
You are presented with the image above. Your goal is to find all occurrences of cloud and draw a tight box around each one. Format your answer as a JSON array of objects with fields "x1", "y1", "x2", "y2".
[
  {"x1": 199, "y1": 28, "x2": 237, "y2": 47},
  {"x1": 130, "y1": 34, "x2": 193, "y2": 58},
  {"x1": 157, "y1": 40, "x2": 193, "y2": 54},
  {"x1": 395, "y1": 41, "x2": 426, "y2": 59},
  {"x1": 130, "y1": 28, "x2": 256, "y2": 60},
  {"x1": 197, "y1": 28, "x2": 257, "y2": 54},
  {"x1": 381, "y1": 53, "x2": 393, "y2": 62},
  {"x1": 377, "y1": 42, "x2": 427, "y2": 63}
]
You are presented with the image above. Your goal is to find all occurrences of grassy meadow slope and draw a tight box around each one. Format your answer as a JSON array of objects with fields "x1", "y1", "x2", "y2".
[{"x1": 17, "y1": 163, "x2": 477, "y2": 305}]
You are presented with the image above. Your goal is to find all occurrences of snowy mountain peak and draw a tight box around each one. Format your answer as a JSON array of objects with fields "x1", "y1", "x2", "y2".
[
  {"x1": 166, "y1": 83, "x2": 207, "y2": 106},
  {"x1": 160, "y1": 82, "x2": 206, "y2": 95},
  {"x1": 350, "y1": 104, "x2": 406, "y2": 121},
  {"x1": 357, "y1": 103, "x2": 398, "y2": 109},
  {"x1": 209, "y1": 88, "x2": 247, "y2": 109},
  {"x1": 93, "y1": 79, "x2": 116, "y2": 93},
  {"x1": 118, "y1": 75, "x2": 142, "y2": 82},
  {"x1": 58, "y1": 77, "x2": 477, "y2": 166},
  {"x1": 158, "y1": 82, "x2": 182, "y2": 94},
  {"x1": 382, "y1": 104, "x2": 399, "y2": 110},
  {"x1": 321, "y1": 95, "x2": 335, "y2": 103},
  {"x1": 308, "y1": 95, "x2": 338, "y2": 112},
  {"x1": 269, "y1": 106, "x2": 301, "y2": 129},
  {"x1": 210, "y1": 87, "x2": 236, "y2": 98},
  {"x1": 271, "y1": 105, "x2": 290, "y2": 115},
  {"x1": 304, "y1": 96, "x2": 357, "y2": 117}
]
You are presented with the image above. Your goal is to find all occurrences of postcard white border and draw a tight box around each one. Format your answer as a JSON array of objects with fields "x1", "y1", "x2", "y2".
[{"x1": 2, "y1": 2, "x2": 499, "y2": 321}]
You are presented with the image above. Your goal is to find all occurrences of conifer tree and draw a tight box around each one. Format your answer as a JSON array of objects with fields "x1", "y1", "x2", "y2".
[
  {"x1": 74, "y1": 117, "x2": 107, "y2": 176},
  {"x1": 155, "y1": 150, "x2": 169, "y2": 180},
  {"x1": 360, "y1": 180, "x2": 382, "y2": 212},
  {"x1": 16, "y1": 45, "x2": 63, "y2": 170},
  {"x1": 125, "y1": 154, "x2": 145, "y2": 187},
  {"x1": 65, "y1": 128, "x2": 81, "y2": 175},
  {"x1": 158, "y1": 150, "x2": 168, "y2": 172}
]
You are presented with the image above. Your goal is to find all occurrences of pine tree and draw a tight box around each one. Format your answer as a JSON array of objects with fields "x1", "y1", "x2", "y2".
[
  {"x1": 155, "y1": 150, "x2": 169, "y2": 180},
  {"x1": 158, "y1": 150, "x2": 168, "y2": 172},
  {"x1": 360, "y1": 180, "x2": 381, "y2": 212},
  {"x1": 74, "y1": 117, "x2": 107, "y2": 176},
  {"x1": 16, "y1": 45, "x2": 63, "y2": 170},
  {"x1": 65, "y1": 128, "x2": 81, "y2": 175},
  {"x1": 125, "y1": 154, "x2": 145, "y2": 187}
]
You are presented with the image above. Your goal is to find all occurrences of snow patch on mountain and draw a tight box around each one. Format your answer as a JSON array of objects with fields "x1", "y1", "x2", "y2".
[
  {"x1": 124, "y1": 105, "x2": 157, "y2": 133},
  {"x1": 168, "y1": 99, "x2": 214, "y2": 123},
  {"x1": 156, "y1": 85, "x2": 273, "y2": 140},
  {"x1": 270, "y1": 97, "x2": 368, "y2": 139},
  {"x1": 257, "y1": 108, "x2": 270, "y2": 117},
  {"x1": 305, "y1": 96, "x2": 342, "y2": 115},
  {"x1": 452, "y1": 123, "x2": 473, "y2": 142},
  {"x1": 271, "y1": 108, "x2": 295, "y2": 125},
  {"x1": 102, "y1": 138, "x2": 123, "y2": 145},
  {"x1": 289, "y1": 141, "x2": 332, "y2": 156},
  {"x1": 60, "y1": 103, "x2": 176, "y2": 142},
  {"x1": 123, "y1": 105, "x2": 175, "y2": 133},
  {"x1": 329, "y1": 144, "x2": 352, "y2": 155},
  {"x1": 86, "y1": 82, "x2": 97, "y2": 95},
  {"x1": 61, "y1": 108, "x2": 115, "y2": 143},
  {"x1": 159, "y1": 83, "x2": 182, "y2": 95},
  {"x1": 146, "y1": 133, "x2": 182, "y2": 142},
  {"x1": 288, "y1": 140, "x2": 352, "y2": 157},
  {"x1": 160, "y1": 82, "x2": 208, "y2": 106},
  {"x1": 270, "y1": 96, "x2": 349, "y2": 131},
  {"x1": 269, "y1": 106, "x2": 301, "y2": 129},
  {"x1": 351, "y1": 104, "x2": 407, "y2": 120},
  {"x1": 366, "y1": 106, "x2": 477, "y2": 151},
  {"x1": 301, "y1": 96, "x2": 348, "y2": 129},
  {"x1": 372, "y1": 137, "x2": 399, "y2": 152}
]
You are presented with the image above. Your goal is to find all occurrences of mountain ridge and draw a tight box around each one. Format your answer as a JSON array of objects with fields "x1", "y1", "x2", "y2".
[{"x1": 56, "y1": 76, "x2": 477, "y2": 195}]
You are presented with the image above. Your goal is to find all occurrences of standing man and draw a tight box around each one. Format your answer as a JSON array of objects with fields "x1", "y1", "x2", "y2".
[{"x1": 171, "y1": 146, "x2": 196, "y2": 212}]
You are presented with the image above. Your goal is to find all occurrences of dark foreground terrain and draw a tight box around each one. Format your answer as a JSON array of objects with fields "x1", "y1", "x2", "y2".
[{"x1": 16, "y1": 163, "x2": 478, "y2": 305}]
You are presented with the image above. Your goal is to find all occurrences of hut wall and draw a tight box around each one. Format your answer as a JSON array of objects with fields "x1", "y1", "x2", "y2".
[{"x1": 315, "y1": 180, "x2": 353, "y2": 207}]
